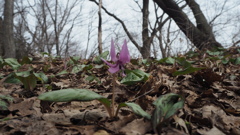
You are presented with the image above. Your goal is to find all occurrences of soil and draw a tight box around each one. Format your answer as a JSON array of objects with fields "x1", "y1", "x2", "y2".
[{"x1": 0, "y1": 47, "x2": 240, "y2": 135}]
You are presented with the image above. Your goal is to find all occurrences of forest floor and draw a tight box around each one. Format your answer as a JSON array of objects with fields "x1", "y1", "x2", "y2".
[{"x1": 0, "y1": 47, "x2": 240, "y2": 135}]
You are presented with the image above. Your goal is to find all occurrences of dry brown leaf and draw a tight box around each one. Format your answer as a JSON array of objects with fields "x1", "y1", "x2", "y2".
[
  {"x1": 197, "y1": 126, "x2": 225, "y2": 135},
  {"x1": 173, "y1": 115, "x2": 189, "y2": 134},
  {"x1": 93, "y1": 130, "x2": 110, "y2": 135},
  {"x1": 8, "y1": 98, "x2": 35, "y2": 116},
  {"x1": 119, "y1": 118, "x2": 151, "y2": 135}
]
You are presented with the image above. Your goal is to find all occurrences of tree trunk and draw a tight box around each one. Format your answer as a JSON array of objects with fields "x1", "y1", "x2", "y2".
[
  {"x1": 140, "y1": 0, "x2": 150, "y2": 58},
  {"x1": 54, "y1": 0, "x2": 60, "y2": 56},
  {"x1": 3, "y1": 0, "x2": 16, "y2": 58},
  {"x1": 153, "y1": 0, "x2": 222, "y2": 50},
  {"x1": 0, "y1": 17, "x2": 3, "y2": 56},
  {"x1": 98, "y1": 0, "x2": 103, "y2": 54}
]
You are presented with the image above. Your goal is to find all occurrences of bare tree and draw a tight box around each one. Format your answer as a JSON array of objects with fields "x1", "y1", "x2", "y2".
[
  {"x1": 3, "y1": 0, "x2": 15, "y2": 58},
  {"x1": 0, "y1": 17, "x2": 3, "y2": 56},
  {"x1": 89, "y1": 0, "x2": 172, "y2": 58},
  {"x1": 0, "y1": 1, "x2": 3, "y2": 56},
  {"x1": 85, "y1": 8, "x2": 98, "y2": 59},
  {"x1": 45, "y1": 0, "x2": 82, "y2": 56},
  {"x1": 151, "y1": 2, "x2": 183, "y2": 58},
  {"x1": 153, "y1": 0, "x2": 222, "y2": 50},
  {"x1": 14, "y1": 0, "x2": 32, "y2": 58},
  {"x1": 18, "y1": 0, "x2": 82, "y2": 57},
  {"x1": 97, "y1": 0, "x2": 103, "y2": 54},
  {"x1": 18, "y1": 0, "x2": 53, "y2": 54},
  {"x1": 14, "y1": 13, "x2": 29, "y2": 58}
]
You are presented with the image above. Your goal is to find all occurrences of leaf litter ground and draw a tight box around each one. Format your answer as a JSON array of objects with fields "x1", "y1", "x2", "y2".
[{"x1": 0, "y1": 47, "x2": 240, "y2": 135}]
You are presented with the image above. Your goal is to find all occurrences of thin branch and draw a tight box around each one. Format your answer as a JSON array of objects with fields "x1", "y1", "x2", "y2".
[{"x1": 89, "y1": 0, "x2": 140, "y2": 50}]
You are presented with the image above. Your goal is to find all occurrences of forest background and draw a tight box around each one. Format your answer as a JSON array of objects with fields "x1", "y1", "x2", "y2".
[
  {"x1": 0, "y1": 0, "x2": 240, "y2": 59},
  {"x1": 0, "y1": 1, "x2": 240, "y2": 134}
]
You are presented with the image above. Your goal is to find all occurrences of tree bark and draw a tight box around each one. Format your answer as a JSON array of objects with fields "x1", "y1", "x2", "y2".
[
  {"x1": 89, "y1": 0, "x2": 171, "y2": 58},
  {"x1": 54, "y1": 0, "x2": 60, "y2": 56},
  {"x1": 153, "y1": 0, "x2": 222, "y2": 50},
  {"x1": 140, "y1": 0, "x2": 150, "y2": 58},
  {"x1": 0, "y1": 17, "x2": 3, "y2": 56},
  {"x1": 98, "y1": 0, "x2": 103, "y2": 54},
  {"x1": 3, "y1": 0, "x2": 16, "y2": 58}
]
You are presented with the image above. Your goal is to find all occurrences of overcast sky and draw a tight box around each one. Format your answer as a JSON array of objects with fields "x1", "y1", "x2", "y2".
[
  {"x1": 78, "y1": 0, "x2": 240, "y2": 57},
  {"x1": 1, "y1": 0, "x2": 239, "y2": 58}
]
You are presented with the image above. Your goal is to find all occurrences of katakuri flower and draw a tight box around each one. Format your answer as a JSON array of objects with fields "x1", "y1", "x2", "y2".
[{"x1": 101, "y1": 39, "x2": 130, "y2": 76}]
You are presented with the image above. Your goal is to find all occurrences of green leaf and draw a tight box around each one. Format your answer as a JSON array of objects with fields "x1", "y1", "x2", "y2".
[
  {"x1": 15, "y1": 71, "x2": 37, "y2": 90},
  {"x1": 131, "y1": 69, "x2": 149, "y2": 81},
  {"x1": 120, "y1": 102, "x2": 151, "y2": 119},
  {"x1": 33, "y1": 72, "x2": 48, "y2": 83},
  {"x1": 121, "y1": 69, "x2": 149, "y2": 85},
  {"x1": 86, "y1": 75, "x2": 96, "y2": 82},
  {"x1": 69, "y1": 56, "x2": 81, "y2": 64},
  {"x1": 142, "y1": 59, "x2": 153, "y2": 66},
  {"x1": 38, "y1": 89, "x2": 105, "y2": 102},
  {"x1": 71, "y1": 64, "x2": 93, "y2": 74},
  {"x1": 72, "y1": 65, "x2": 86, "y2": 73},
  {"x1": 0, "y1": 94, "x2": 13, "y2": 102},
  {"x1": 98, "y1": 98, "x2": 112, "y2": 117},
  {"x1": 4, "y1": 73, "x2": 22, "y2": 84},
  {"x1": 83, "y1": 64, "x2": 93, "y2": 71},
  {"x1": 41, "y1": 52, "x2": 51, "y2": 57},
  {"x1": 0, "y1": 73, "x2": 3, "y2": 79},
  {"x1": 158, "y1": 57, "x2": 175, "y2": 64},
  {"x1": 121, "y1": 72, "x2": 142, "y2": 85},
  {"x1": 164, "y1": 100, "x2": 185, "y2": 119},
  {"x1": 4, "y1": 58, "x2": 21, "y2": 70},
  {"x1": 207, "y1": 50, "x2": 224, "y2": 56},
  {"x1": 0, "y1": 117, "x2": 11, "y2": 121},
  {"x1": 94, "y1": 64, "x2": 104, "y2": 69},
  {"x1": 56, "y1": 70, "x2": 69, "y2": 76},
  {"x1": 93, "y1": 51, "x2": 109, "y2": 64},
  {"x1": 0, "y1": 95, "x2": 13, "y2": 110},
  {"x1": 221, "y1": 58, "x2": 229, "y2": 64},
  {"x1": 0, "y1": 100, "x2": 8, "y2": 110},
  {"x1": 98, "y1": 98, "x2": 111, "y2": 108},
  {"x1": 185, "y1": 50, "x2": 199, "y2": 58},
  {"x1": 19, "y1": 56, "x2": 32, "y2": 65},
  {"x1": 175, "y1": 57, "x2": 192, "y2": 68},
  {"x1": 130, "y1": 59, "x2": 139, "y2": 65},
  {"x1": 235, "y1": 57, "x2": 240, "y2": 65},
  {"x1": 152, "y1": 93, "x2": 184, "y2": 129},
  {"x1": 43, "y1": 65, "x2": 51, "y2": 72},
  {"x1": 172, "y1": 66, "x2": 205, "y2": 76}
]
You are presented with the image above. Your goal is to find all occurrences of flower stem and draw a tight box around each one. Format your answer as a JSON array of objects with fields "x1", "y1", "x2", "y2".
[{"x1": 111, "y1": 73, "x2": 116, "y2": 117}]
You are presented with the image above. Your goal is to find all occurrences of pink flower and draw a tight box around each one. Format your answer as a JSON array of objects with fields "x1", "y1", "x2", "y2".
[{"x1": 101, "y1": 39, "x2": 130, "y2": 76}]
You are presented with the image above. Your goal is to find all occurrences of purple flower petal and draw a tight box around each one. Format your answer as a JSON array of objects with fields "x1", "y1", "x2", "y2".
[
  {"x1": 108, "y1": 64, "x2": 120, "y2": 73},
  {"x1": 110, "y1": 39, "x2": 118, "y2": 62},
  {"x1": 121, "y1": 72, "x2": 126, "y2": 77},
  {"x1": 119, "y1": 39, "x2": 130, "y2": 64},
  {"x1": 101, "y1": 58, "x2": 116, "y2": 67},
  {"x1": 102, "y1": 39, "x2": 130, "y2": 76}
]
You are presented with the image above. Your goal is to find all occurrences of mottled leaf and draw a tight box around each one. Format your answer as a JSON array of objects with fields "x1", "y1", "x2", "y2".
[
  {"x1": 172, "y1": 66, "x2": 205, "y2": 76},
  {"x1": 152, "y1": 93, "x2": 184, "y2": 130},
  {"x1": 121, "y1": 69, "x2": 149, "y2": 85},
  {"x1": 38, "y1": 89, "x2": 105, "y2": 102},
  {"x1": 235, "y1": 57, "x2": 240, "y2": 65},
  {"x1": 119, "y1": 102, "x2": 151, "y2": 119},
  {"x1": 33, "y1": 72, "x2": 48, "y2": 83},
  {"x1": 4, "y1": 58, "x2": 21, "y2": 70},
  {"x1": 15, "y1": 71, "x2": 37, "y2": 90},
  {"x1": 158, "y1": 57, "x2": 175, "y2": 64},
  {"x1": 93, "y1": 51, "x2": 109, "y2": 64},
  {"x1": 19, "y1": 56, "x2": 32, "y2": 65}
]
